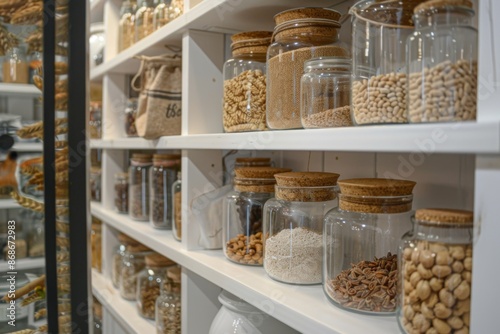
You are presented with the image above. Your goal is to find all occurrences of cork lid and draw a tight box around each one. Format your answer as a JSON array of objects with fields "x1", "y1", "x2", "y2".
[
  {"x1": 145, "y1": 253, "x2": 176, "y2": 267},
  {"x1": 414, "y1": 0, "x2": 473, "y2": 14},
  {"x1": 274, "y1": 172, "x2": 339, "y2": 202},
  {"x1": 131, "y1": 153, "x2": 152, "y2": 162},
  {"x1": 337, "y1": 178, "x2": 416, "y2": 196},
  {"x1": 274, "y1": 172, "x2": 340, "y2": 187},
  {"x1": 126, "y1": 243, "x2": 151, "y2": 253},
  {"x1": 153, "y1": 154, "x2": 181, "y2": 161},
  {"x1": 234, "y1": 167, "x2": 292, "y2": 179},
  {"x1": 231, "y1": 31, "x2": 273, "y2": 43},
  {"x1": 415, "y1": 208, "x2": 473, "y2": 226},
  {"x1": 274, "y1": 7, "x2": 342, "y2": 25},
  {"x1": 167, "y1": 265, "x2": 181, "y2": 283},
  {"x1": 235, "y1": 157, "x2": 271, "y2": 164},
  {"x1": 118, "y1": 233, "x2": 138, "y2": 246},
  {"x1": 231, "y1": 31, "x2": 272, "y2": 56}
]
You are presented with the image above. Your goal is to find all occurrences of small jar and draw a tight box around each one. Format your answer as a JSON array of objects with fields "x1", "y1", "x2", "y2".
[
  {"x1": 125, "y1": 98, "x2": 138, "y2": 137},
  {"x1": 119, "y1": 0, "x2": 137, "y2": 51},
  {"x1": 150, "y1": 154, "x2": 181, "y2": 229},
  {"x1": 156, "y1": 265, "x2": 182, "y2": 334},
  {"x1": 91, "y1": 217, "x2": 102, "y2": 273},
  {"x1": 137, "y1": 253, "x2": 176, "y2": 319},
  {"x1": 115, "y1": 172, "x2": 129, "y2": 213},
  {"x1": 135, "y1": 0, "x2": 155, "y2": 42},
  {"x1": 168, "y1": 0, "x2": 183, "y2": 21},
  {"x1": 129, "y1": 153, "x2": 153, "y2": 221},
  {"x1": 119, "y1": 246, "x2": 153, "y2": 300},
  {"x1": 223, "y1": 167, "x2": 291, "y2": 266},
  {"x1": 28, "y1": 212, "x2": 45, "y2": 257},
  {"x1": 112, "y1": 233, "x2": 138, "y2": 288},
  {"x1": 407, "y1": 0, "x2": 477, "y2": 123},
  {"x1": 323, "y1": 178, "x2": 416, "y2": 314},
  {"x1": 28, "y1": 51, "x2": 42, "y2": 84},
  {"x1": 90, "y1": 166, "x2": 102, "y2": 202},
  {"x1": 263, "y1": 172, "x2": 339, "y2": 284},
  {"x1": 222, "y1": 31, "x2": 272, "y2": 133},
  {"x1": 398, "y1": 209, "x2": 473, "y2": 334},
  {"x1": 172, "y1": 172, "x2": 182, "y2": 241},
  {"x1": 153, "y1": 0, "x2": 171, "y2": 30},
  {"x1": 3, "y1": 47, "x2": 29, "y2": 84},
  {"x1": 300, "y1": 57, "x2": 352, "y2": 128},
  {"x1": 89, "y1": 101, "x2": 102, "y2": 139}
]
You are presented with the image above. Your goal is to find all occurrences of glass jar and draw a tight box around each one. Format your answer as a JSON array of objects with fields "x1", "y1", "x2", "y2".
[
  {"x1": 135, "y1": 0, "x2": 155, "y2": 42},
  {"x1": 153, "y1": 0, "x2": 171, "y2": 30},
  {"x1": 115, "y1": 172, "x2": 129, "y2": 213},
  {"x1": 28, "y1": 212, "x2": 45, "y2": 257},
  {"x1": 223, "y1": 167, "x2": 291, "y2": 266},
  {"x1": 129, "y1": 153, "x2": 153, "y2": 221},
  {"x1": 137, "y1": 253, "x2": 176, "y2": 319},
  {"x1": 0, "y1": 273, "x2": 29, "y2": 332},
  {"x1": 112, "y1": 232, "x2": 139, "y2": 288},
  {"x1": 407, "y1": 0, "x2": 477, "y2": 123},
  {"x1": 168, "y1": 0, "x2": 183, "y2": 21},
  {"x1": 222, "y1": 31, "x2": 272, "y2": 133},
  {"x1": 89, "y1": 101, "x2": 102, "y2": 139},
  {"x1": 120, "y1": 246, "x2": 153, "y2": 300},
  {"x1": 90, "y1": 166, "x2": 102, "y2": 202},
  {"x1": 150, "y1": 154, "x2": 181, "y2": 229},
  {"x1": 89, "y1": 23, "x2": 105, "y2": 68},
  {"x1": 3, "y1": 47, "x2": 29, "y2": 83},
  {"x1": 93, "y1": 297, "x2": 103, "y2": 334},
  {"x1": 398, "y1": 209, "x2": 473, "y2": 334},
  {"x1": 125, "y1": 98, "x2": 138, "y2": 137},
  {"x1": 29, "y1": 51, "x2": 43, "y2": 84},
  {"x1": 263, "y1": 172, "x2": 339, "y2": 284},
  {"x1": 266, "y1": 8, "x2": 349, "y2": 130},
  {"x1": 91, "y1": 217, "x2": 102, "y2": 272},
  {"x1": 119, "y1": 0, "x2": 137, "y2": 51},
  {"x1": 300, "y1": 57, "x2": 352, "y2": 128},
  {"x1": 156, "y1": 265, "x2": 182, "y2": 334},
  {"x1": 172, "y1": 172, "x2": 182, "y2": 241},
  {"x1": 350, "y1": 0, "x2": 422, "y2": 125},
  {"x1": 323, "y1": 178, "x2": 416, "y2": 315}
]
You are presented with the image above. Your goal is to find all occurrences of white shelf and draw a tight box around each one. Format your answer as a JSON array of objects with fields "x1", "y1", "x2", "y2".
[
  {"x1": 0, "y1": 257, "x2": 45, "y2": 272},
  {"x1": 0, "y1": 199, "x2": 20, "y2": 209},
  {"x1": 0, "y1": 83, "x2": 41, "y2": 97},
  {"x1": 12, "y1": 142, "x2": 43, "y2": 152},
  {"x1": 91, "y1": 203, "x2": 400, "y2": 334}
]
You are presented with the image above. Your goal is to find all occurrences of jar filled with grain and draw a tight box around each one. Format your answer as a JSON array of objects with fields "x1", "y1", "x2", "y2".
[
  {"x1": 112, "y1": 233, "x2": 140, "y2": 288},
  {"x1": 323, "y1": 178, "x2": 416, "y2": 314},
  {"x1": 223, "y1": 31, "x2": 272, "y2": 133},
  {"x1": 153, "y1": 0, "x2": 171, "y2": 30},
  {"x1": 168, "y1": 0, "x2": 183, "y2": 21},
  {"x1": 136, "y1": 253, "x2": 176, "y2": 319},
  {"x1": 2, "y1": 46, "x2": 29, "y2": 84},
  {"x1": 119, "y1": 0, "x2": 137, "y2": 52},
  {"x1": 91, "y1": 217, "x2": 102, "y2": 273},
  {"x1": 115, "y1": 172, "x2": 129, "y2": 213},
  {"x1": 398, "y1": 209, "x2": 473, "y2": 334},
  {"x1": 262, "y1": 172, "x2": 339, "y2": 284},
  {"x1": 350, "y1": 0, "x2": 422, "y2": 125},
  {"x1": 150, "y1": 154, "x2": 181, "y2": 229},
  {"x1": 156, "y1": 265, "x2": 182, "y2": 334},
  {"x1": 129, "y1": 153, "x2": 153, "y2": 221},
  {"x1": 300, "y1": 57, "x2": 352, "y2": 128},
  {"x1": 119, "y1": 245, "x2": 153, "y2": 300},
  {"x1": 90, "y1": 166, "x2": 102, "y2": 202},
  {"x1": 266, "y1": 7, "x2": 349, "y2": 130},
  {"x1": 172, "y1": 172, "x2": 182, "y2": 241},
  {"x1": 135, "y1": 0, "x2": 155, "y2": 42},
  {"x1": 407, "y1": 0, "x2": 477, "y2": 123},
  {"x1": 223, "y1": 167, "x2": 291, "y2": 266}
]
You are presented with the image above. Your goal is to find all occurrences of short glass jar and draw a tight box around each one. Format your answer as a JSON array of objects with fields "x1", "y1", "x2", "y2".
[
  {"x1": 112, "y1": 233, "x2": 139, "y2": 288},
  {"x1": 153, "y1": 0, "x2": 171, "y2": 30},
  {"x1": 323, "y1": 178, "x2": 416, "y2": 315},
  {"x1": 156, "y1": 265, "x2": 182, "y2": 334},
  {"x1": 398, "y1": 209, "x2": 473, "y2": 334},
  {"x1": 222, "y1": 31, "x2": 272, "y2": 133},
  {"x1": 135, "y1": 0, "x2": 155, "y2": 42},
  {"x1": 91, "y1": 217, "x2": 102, "y2": 272},
  {"x1": 129, "y1": 153, "x2": 153, "y2": 221},
  {"x1": 119, "y1": 0, "x2": 136, "y2": 51},
  {"x1": 90, "y1": 166, "x2": 102, "y2": 202},
  {"x1": 172, "y1": 172, "x2": 182, "y2": 241},
  {"x1": 3, "y1": 47, "x2": 29, "y2": 84},
  {"x1": 223, "y1": 167, "x2": 291, "y2": 266},
  {"x1": 407, "y1": 0, "x2": 477, "y2": 123},
  {"x1": 115, "y1": 172, "x2": 129, "y2": 213},
  {"x1": 263, "y1": 172, "x2": 339, "y2": 284},
  {"x1": 125, "y1": 98, "x2": 139, "y2": 137},
  {"x1": 120, "y1": 246, "x2": 153, "y2": 300},
  {"x1": 300, "y1": 57, "x2": 352, "y2": 128}
]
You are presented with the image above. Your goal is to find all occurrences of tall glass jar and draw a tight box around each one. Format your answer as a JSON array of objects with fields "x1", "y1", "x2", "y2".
[
  {"x1": 263, "y1": 172, "x2": 339, "y2": 284},
  {"x1": 90, "y1": 166, "x2": 102, "y2": 202},
  {"x1": 350, "y1": 0, "x2": 422, "y2": 125},
  {"x1": 168, "y1": 0, "x2": 183, "y2": 21},
  {"x1": 323, "y1": 178, "x2": 416, "y2": 315},
  {"x1": 222, "y1": 31, "x2": 272, "y2": 133},
  {"x1": 398, "y1": 209, "x2": 473, "y2": 334},
  {"x1": 119, "y1": 0, "x2": 137, "y2": 51},
  {"x1": 150, "y1": 154, "x2": 181, "y2": 229},
  {"x1": 300, "y1": 57, "x2": 352, "y2": 128},
  {"x1": 407, "y1": 0, "x2": 477, "y2": 123},
  {"x1": 135, "y1": 0, "x2": 155, "y2": 42},
  {"x1": 156, "y1": 265, "x2": 182, "y2": 334},
  {"x1": 172, "y1": 172, "x2": 182, "y2": 241},
  {"x1": 91, "y1": 217, "x2": 102, "y2": 273},
  {"x1": 223, "y1": 167, "x2": 291, "y2": 266},
  {"x1": 115, "y1": 172, "x2": 129, "y2": 213},
  {"x1": 266, "y1": 8, "x2": 349, "y2": 130},
  {"x1": 3, "y1": 47, "x2": 29, "y2": 83},
  {"x1": 120, "y1": 246, "x2": 153, "y2": 300},
  {"x1": 125, "y1": 98, "x2": 139, "y2": 137},
  {"x1": 153, "y1": 0, "x2": 171, "y2": 30},
  {"x1": 129, "y1": 153, "x2": 153, "y2": 221}
]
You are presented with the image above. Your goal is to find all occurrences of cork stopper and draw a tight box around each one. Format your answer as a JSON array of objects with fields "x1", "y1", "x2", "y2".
[
  {"x1": 234, "y1": 167, "x2": 292, "y2": 179},
  {"x1": 274, "y1": 172, "x2": 339, "y2": 202},
  {"x1": 415, "y1": 208, "x2": 473, "y2": 227},
  {"x1": 414, "y1": 0, "x2": 473, "y2": 14},
  {"x1": 274, "y1": 7, "x2": 342, "y2": 25},
  {"x1": 153, "y1": 153, "x2": 181, "y2": 167},
  {"x1": 145, "y1": 253, "x2": 176, "y2": 267},
  {"x1": 338, "y1": 178, "x2": 416, "y2": 196},
  {"x1": 118, "y1": 233, "x2": 138, "y2": 246},
  {"x1": 131, "y1": 153, "x2": 152, "y2": 163},
  {"x1": 167, "y1": 265, "x2": 181, "y2": 283},
  {"x1": 126, "y1": 243, "x2": 151, "y2": 253},
  {"x1": 275, "y1": 172, "x2": 340, "y2": 187}
]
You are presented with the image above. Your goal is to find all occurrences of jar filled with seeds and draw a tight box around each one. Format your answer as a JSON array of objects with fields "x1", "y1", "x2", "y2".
[
  {"x1": 407, "y1": 0, "x2": 477, "y2": 123},
  {"x1": 263, "y1": 172, "x2": 339, "y2": 284},
  {"x1": 125, "y1": 98, "x2": 138, "y2": 137},
  {"x1": 223, "y1": 167, "x2": 291, "y2": 266},
  {"x1": 90, "y1": 166, "x2": 102, "y2": 202},
  {"x1": 172, "y1": 172, "x2": 182, "y2": 241},
  {"x1": 112, "y1": 233, "x2": 140, "y2": 288},
  {"x1": 135, "y1": 0, "x2": 155, "y2": 42},
  {"x1": 153, "y1": 0, "x2": 171, "y2": 30},
  {"x1": 300, "y1": 57, "x2": 352, "y2": 128},
  {"x1": 323, "y1": 178, "x2": 416, "y2": 314},
  {"x1": 350, "y1": 0, "x2": 422, "y2": 125},
  {"x1": 150, "y1": 154, "x2": 181, "y2": 229},
  {"x1": 115, "y1": 172, "x2": 129, "y2": 213},
  {"x1": 223, "y1": 31, "x2": 272, "y2": 133},
  {"x1": 129, "y1": 153, "x2": 153, "y2": 221},
  {"x1": 119, "y1": 0, "x2": 137, "y2": 52},
  {"x1": 156, "y1": 265, "x2": 182, "y2": 334},
  {"x1": 168, "y1": 0, "x2": 183, "y2": 21},
  {"x1": 91, "y1": 217, "x2": 102, "y2": 273},
  {"x1": 3, "y1": 46, "x2": 29, "y2": 84},
  {"x1": 267, "y1": 7, "x2": 349, "y2": 130},
  {"x1": 136, "y1": 253, "x2": 176, "y2": 319},
  {"x1": 398, "y1": 209, "x2": 473, "y2": 334},
  {"x1": 119, "y1": 245, "x2": 153, "y2": 300}
]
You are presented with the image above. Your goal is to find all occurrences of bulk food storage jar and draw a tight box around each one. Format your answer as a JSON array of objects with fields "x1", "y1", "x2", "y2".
[
  {"x1": 112, "y1": 233, "x2": 140, "y2": 288},
  {"x1": 399, "y1": 209, "x2": 473, "y2": 334},
  {"x1": 120, "y1": 245, "x2": 153, "y2": 300},
  {"x1": 263, "y1": 172, "x2": 339, "y2": 284},
  {"x1": 156, "y1": 265, "x2": 182, "y2": 334},
  {"x1": 223, "y1": 167, "x2": 291, "y2": 266},
  {"x1": 91, "y1": 217, "x2": 102, "y2": 272},
  {"x1": 115, "y1": 172, "x2": 129, "y2": 213},
  {"x1": 135, "y1": 0, "x2": 155, "y2": 42},
  {"x1": 125, "y1": 98, "x2": 139, "y2": 137},
  {"x1": 350, "y1": 0, "x2": 422, "y2": 125},
  {"x1": 3, "y1": 46, "x2": 28, "y2": 84},
  {"x1": 172, "y1": 171, "x2": 182, "y2": 241},
  {"x1": 119, "y1": 0, "x2": 136, "y2": 51},
  {"x1": 300, "y1": 57, "x2": 352, "y2": 128},
  {"x1": 168, "y1": 0, "x2": 183, "y2": 21},
  {"x1": 153, "y1": 0, "x2": 171, "y2": 30},
  {"x1": 407, "y1": 0, "x2": 477, "y2": 123},
  {"x1": 129, "y1": 153, "x2": 153, "y2": 221},
  {"x1": 266, "y1": 7, "x2": 349, "y2": 130},
  {"x1": 323, "y1": 178, "x2": 416, "y2": 314},
  {"x1": 223, "y1": 31, "x2": 272, "y2": 133},
  {"x1": 90, "y1": 166, "x2": 102, "y2": 202}
]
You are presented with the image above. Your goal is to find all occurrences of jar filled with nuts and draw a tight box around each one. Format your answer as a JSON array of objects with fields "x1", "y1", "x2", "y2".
[
  {"x1": 136, "y1": 253, "x2": 176, "y2": 319},
  {"x1": 407, "y1": 0, "x2": 477, "y2": 123},
  {"x1": 135, "y1": 0, "x2": 155, "y2": 42},
  {"x1": 171, "y1": 172, "x2": 182, "y2": 241},
  {"x1": 263, "y1": 172, "x2": 339, "y2": 284},
  {"x1": 119, "y1": 0, "x2": 137, "y2": 51},
  {"x1": 222, "y1": 31, "x2": 272, "y2": 133},
  {"x1": 323, "y1": 178, "x2": 416, "y2": 314},
  {"x1": 223, "y1": 167, "x2": 291, "y2": 266},
  {"x1": 125, "y1": 98, "x2": 139, "y2": 137},
  {"x1": 398, "y1": 208, "x2": 473, "y2": 334},
  {"x1": 119, "y1": 245, "x2": 153, "y2": 300},
  {"x1": 153, "y1": 0, "x2": 171, "y2": 31},
  {"x1": 156, "y1": 265, "x2": 182, "y2": 334},
  {"x1": 115, "y1": 172, "x2": 129, "y2": 213},
  {"x1": 150, "y1": 154, "x2": 181, "y2": 229},
  {"x1": 129, "y1": 153, "x2": 153, "y2": 221}
]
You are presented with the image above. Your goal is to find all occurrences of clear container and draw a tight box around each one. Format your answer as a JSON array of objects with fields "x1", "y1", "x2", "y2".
[
  {"x1": 28, "y1": 212, "x2": 45, "y2": 257},
  {"x1": 398, "y1": 209, "x2": 473, "y2": 334},
  {"x1": 156, "y1": 265, "x2": 182, "y2": 334},
  {"x1": 153, "y1": 0, "x2": 171, "y2": 30},
  {"x1": 89, "y1": 101, "x2": 102, "y2": 139},
  {"x1": 135, "y1": 0, "x2": 155, "y2": 42},
  {"x1": 119, "y1": 0, "x2": 137, "y2": 51},
  {"x1": 223, "y1": 31, "x2": 272, "y2": 133},
  {"x1": 150, "y1": 154, "x2": 181, "y2": 229},
  {"x1": 223, "y1": 167, "x2": 291, "y2": 266},
  {"x1": 120, "y1": 246, "x2": 153, "y2": 300},
  {"x1": 125, "y1": 98, "x2": 139, "y2": 137},
  {"x1": 263, "y1": 172, "x2": 339, "y2": 284},
  {"x1": 89, "y1": 23, "x2": 105, "y2": 68},
  {"x1": 136, "y1": 253, "x2": 176, "y2": 319},
  {"x1": 350, "y1": 0, "x2": 422, "y2": 125},
  {"x1": 168, "y1": 0, "x2": 183, "y2": 21},
  {"x1": 301, "y1": 57, "x2": 352, "y2": 128},
  {"x1": 407, "y1": 0, "x2": 478, "y2": 123},
  {"x1": 90, "y1": 166, "x2": 102, "y2": 202},
  {"x1": 112, "y1": 233, "x2": 137, "y2": 288},
  {"x1": 172, "y1": 172, "x2": 182, "y2": 241},
  {"x1": 115, "y1": 172, "x2": 129, "y2": 213},
  {"x1": 3, "y1": 47, "x2": 29, "y2": 83},
  {"x1": 29, "y1": 51, "x2": 42, "y2": 84},
  {"x1": 323, "y1": 178, "x2": 416, "y2": 315},
  {"x1": 266, "y1": 8, "x2": 349, "y2": 130},
  {"x1": 91, "y1": 217, "x2": 102, "y2": 273},
  {"x1": 129, "y1": 153, "x2": 153, "y2": 221},
  {"x1": 0, "y1": 273, "x2": 29, "y2": 332}
]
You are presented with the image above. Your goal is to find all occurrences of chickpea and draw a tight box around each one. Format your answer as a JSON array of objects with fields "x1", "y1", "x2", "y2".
[
  {"x1": 416, "y1": 280, "x2": 431, "y2": 300},
  {"x1": 410, "y1": 271, "x2": 422, "y2": 288},
  {"x1": 447, "y1": 316, "x2": 464, "y2": 330},
  {"x1": 439, "y1": 289, "x2": 456, "y2": 308},
  {"x1": 433, "y1": 302, "x2": 452, "y2": 319},
  {"x1": 432, "y1": 318, "x2": 451, "y2": 334},
  {"x1": 444, "y1": 273, "x2": 462, "y2": 291},
  {"x1": 435, "y1": 250, "x2": 451, "y2": 266},
  {"x1": 413, "y1": 313, "x2": 431, "y2": 333},
  {"x1": 463, "y1": 257, "x2": 472, "y2": 271},
  {"x1": 419, "y1": 250, "x2": 435, "y2": 269},
  {"x1": 449, "y1": 246, "x2": 465, "y2": 261},
  {"x1": 429, "y1": 277, "x2": 443, "y2": 292},
  {"x1": 418, "y1": 263, "x2": 434, "y2": 279},
  {"x1": 451, "y1": 260, "x2": 464, "y2": 273},
  {"x1": 432, "y1": 265, "x2": 452, "y2": 278}
]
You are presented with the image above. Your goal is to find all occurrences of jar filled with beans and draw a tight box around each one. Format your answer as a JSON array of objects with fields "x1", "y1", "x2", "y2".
[
  {"x1": 119, "y1": 245, "x2": 153, "y2": 300},
  {"x1": 153, "y1": 0, "x2": 171, "y2": 30},
  {"x1": 129, "y1": 153, "x2": 153, "y2": 221},
  {"x1": 156, "y1": 265, "x2": 182, "y2": 334},
  {"x1": 119, "y1": 0, "x2": 137, "y2": 52}
]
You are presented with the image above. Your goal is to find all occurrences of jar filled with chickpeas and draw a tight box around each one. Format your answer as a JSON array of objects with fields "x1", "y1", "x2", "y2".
[
  {"x1": 153, "y1": 0, "x2": 171, "y2": 30},
  {"x1": 156, "y1": 265, "x2": 182, "y2": 334},
  {"x1": 119, "y1": 0, "x2": 137, "y2": 51},
  {"x1": 135, "y1": 0, "x2": 155, "y2": 42}
]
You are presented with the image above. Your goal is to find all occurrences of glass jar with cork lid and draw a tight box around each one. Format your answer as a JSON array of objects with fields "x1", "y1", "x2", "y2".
[
  {"x1": 119, "y1": 244, "x2": 153, "y2": 300},
  {"x1": 112, "y1": 233, "x2": 139, "y2": 288},
  {"x1": 398, "y1": 208, "x2": 473, "y2": 334},
  {"x1": 223, "y1": 31, "x2": 272, "y2": 133},
  {"x1": 129, "y1": 153, "x2": 153, "y2": 221},
  {"x1": 262, "y1": 172, "x2": 339, "y2": 284},
  {"x1": 156, "y1": 265, "x2": 182, "y2": 333},
  {"x1": 223, "y1": 167, "x2": 292, "y2": 266},
  {"x1": 323, "y1": 178, "x2": 416, "y2": 315},
  {"x1": 135, "y1": 0, "x2": 155, "y2": 42}
]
